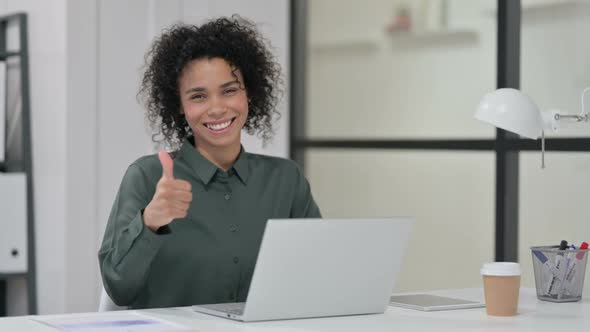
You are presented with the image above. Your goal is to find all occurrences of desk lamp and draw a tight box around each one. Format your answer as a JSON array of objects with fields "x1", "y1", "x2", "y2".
[{"x1": 475, "y1": 87, "x2": 590, "y2": 168}]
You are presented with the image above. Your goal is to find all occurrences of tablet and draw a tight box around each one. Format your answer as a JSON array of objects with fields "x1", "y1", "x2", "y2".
[{"x1": 389, "y1": 294, "x2": 485, "y2": 311}]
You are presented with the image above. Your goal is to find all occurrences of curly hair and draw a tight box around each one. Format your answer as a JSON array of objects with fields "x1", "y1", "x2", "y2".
[{"x1": 139, "y1": 16, "x2": 283, "y2": 149}]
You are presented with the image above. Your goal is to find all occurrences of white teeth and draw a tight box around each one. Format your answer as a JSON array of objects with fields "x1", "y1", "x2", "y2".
[{"x1": 206, "y1": 119, "x2": 232, "y2": 131}]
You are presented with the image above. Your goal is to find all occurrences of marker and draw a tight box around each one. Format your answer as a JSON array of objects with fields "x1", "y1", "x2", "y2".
[
  {"x1": 557, "y1": 245, "x2": 576, "y2": 299},
  {"x1": 559, "y1": 240, "x2": 569, "y2": 250},
  {"x1": 548, "y1": 241, "x2": 569, "y2": 295},
  {"x1": 533, "y1": 250, "x2": 563, "y2": 281},
  {"x1": 576, "y1": 242, "x2": 589, "y2": 259},
  {"x1": 564, "y1": 242, "x2": 589, "y2": 287},
  {"x1": 545, "y1": 240, "x2": 568, "y2": 295}
]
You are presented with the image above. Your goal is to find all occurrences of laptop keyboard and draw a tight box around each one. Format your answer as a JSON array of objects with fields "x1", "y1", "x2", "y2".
[{"x1": 201, "y1": 302, "x2": 245, "y2": 315}]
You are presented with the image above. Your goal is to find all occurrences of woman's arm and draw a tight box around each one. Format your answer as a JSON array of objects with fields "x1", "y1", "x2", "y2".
[
  {"x1": 290, "y1": 163, "x2": 322, "y2": 218},
  {"x1": 98, "y1": 163, "x2": 169, "y2": 306}
]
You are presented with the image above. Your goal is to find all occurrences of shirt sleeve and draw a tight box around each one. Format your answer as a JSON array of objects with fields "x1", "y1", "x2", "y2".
[
  {"x1": 290, "y1": 163, "x2": 322, "y2": 218},
  {"x1": 98, "y1": 163, "x2": 170, "y2": 306}
]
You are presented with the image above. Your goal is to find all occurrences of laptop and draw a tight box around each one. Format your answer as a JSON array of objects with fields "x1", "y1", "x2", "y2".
[{"x1": 192, "y1": 217, "x2": 414, "y2": 322}]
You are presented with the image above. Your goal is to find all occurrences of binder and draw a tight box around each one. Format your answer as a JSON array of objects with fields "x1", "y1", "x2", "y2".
[
  {"x1": 0, "y1": 172, "x2": 27, "y2": 273},
  {"x1": 0, "y1": 60, "x2": 5, "y2": 163}
]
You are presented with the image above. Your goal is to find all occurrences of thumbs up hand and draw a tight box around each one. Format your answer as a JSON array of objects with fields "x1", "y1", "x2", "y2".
[{"x1": 143, "y1": 151, "x2": 193, "y2": 232}]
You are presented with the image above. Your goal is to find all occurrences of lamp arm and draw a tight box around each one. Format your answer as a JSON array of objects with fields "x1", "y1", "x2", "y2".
[
  {"x1": 554, "y1": 114, "x2": 587, "y2": 121},
  {"x1": 545, "y1": 87, "x2": 590, "y2": 129},
  {"x1": 538, "y1": 87, "x2": 590, "y2": 169},
  {"x1": 579, "y1": 86, "x2": 590, "y2": 118}
]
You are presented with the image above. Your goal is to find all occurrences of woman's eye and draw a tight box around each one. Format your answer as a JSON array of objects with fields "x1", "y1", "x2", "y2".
[
  {"x1": 224, "y1": 88, "x2": 238, "y2": 95},
  {"x1": 191, "y1": 94, "x2": 206, "y2": 101}
]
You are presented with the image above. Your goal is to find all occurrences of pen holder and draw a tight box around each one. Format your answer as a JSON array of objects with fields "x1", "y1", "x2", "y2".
[{"x1": 530, "y1": 246, "x2": 589, "y2": 302}]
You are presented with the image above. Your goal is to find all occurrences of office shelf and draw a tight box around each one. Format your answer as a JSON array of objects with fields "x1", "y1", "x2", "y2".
[
  {"x1": 0, "y1": 160, "x2": 24, "y2": 172},
  {"x1": 310, "y1": 38, "x2": 379, "y2": 53},
  {"x1": 389, "y1": 29, "x2": 477, "y2": 48},
  {"x1": 0, "y1": 273, "x2": 27, "y2": 279},
  {"x1": 0, "y1": 51, "x2": 21, "y2": 60},
  {"x1": 0, "y1": 13, "x2": 35, "y2": 317}
]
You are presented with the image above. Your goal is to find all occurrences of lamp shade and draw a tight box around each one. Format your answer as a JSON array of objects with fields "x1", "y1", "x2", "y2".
[{"x1": 475, "y1": 88, "x2": 543, "y2": 139}]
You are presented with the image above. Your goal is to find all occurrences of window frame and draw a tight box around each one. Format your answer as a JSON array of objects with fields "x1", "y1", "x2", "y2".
[{"x1": 289, "y1": 0, "x2": 590, "y2": 262}]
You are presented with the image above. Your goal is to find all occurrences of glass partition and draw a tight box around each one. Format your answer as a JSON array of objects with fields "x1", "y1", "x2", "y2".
[
  {"x1": 306, "y1": 149, "x2": 495, "y2": 291},
  {"x1": 306, "y1": 0, "x2": 497, "y2": 139}
]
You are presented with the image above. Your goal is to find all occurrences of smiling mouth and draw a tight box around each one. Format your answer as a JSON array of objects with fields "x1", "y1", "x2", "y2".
[{"x1": 204, "y1": 117, "x2": 236, "y2": 132}]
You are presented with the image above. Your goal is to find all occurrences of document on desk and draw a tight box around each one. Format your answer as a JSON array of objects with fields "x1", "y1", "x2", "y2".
[{"x1": 32, "y1": 312, "x2": 195, "y2": 332}]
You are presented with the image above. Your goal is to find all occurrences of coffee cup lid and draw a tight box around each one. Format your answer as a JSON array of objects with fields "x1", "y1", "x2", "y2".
[{"x1": 480, "y1": 262, "x2": 521, "y2": 276}]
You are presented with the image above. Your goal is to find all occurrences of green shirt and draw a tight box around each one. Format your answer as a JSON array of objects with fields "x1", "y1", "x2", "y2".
[{"x1": 98, "y1": 138, "x2": 321, "y2": 309}]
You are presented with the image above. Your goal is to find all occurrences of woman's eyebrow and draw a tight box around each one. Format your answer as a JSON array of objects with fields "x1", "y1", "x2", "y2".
[
  {"x1": 185, "y1": 86, "x2": 206, "y2": 94},
  {"x1": 219, "y1": 80, "x2": 239, "y2": 88},
  {"x1": 184, "y1": 80, "x2": 239, "y2": 95}
]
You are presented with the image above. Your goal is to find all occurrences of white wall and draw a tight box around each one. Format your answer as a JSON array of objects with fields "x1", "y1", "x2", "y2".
[
  {"x1": 3, "y1": 0, "x2": 289, "y2": 315},
  {"x1": 64, "y1": 0, "x2": 99, "y2": 313}
]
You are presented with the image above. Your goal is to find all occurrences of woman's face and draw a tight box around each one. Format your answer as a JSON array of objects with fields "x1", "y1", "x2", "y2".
[{"x1": 178, "y1": 57, "x2": 249, "y2": 150}]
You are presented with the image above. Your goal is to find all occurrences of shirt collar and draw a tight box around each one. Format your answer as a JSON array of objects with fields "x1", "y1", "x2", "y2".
[
  {"x1": 179, "y1": 136, "x2": 249, "y2": 185},
  {"x1": 232, "y1": 147, "x2": 249, "y2": 185}
]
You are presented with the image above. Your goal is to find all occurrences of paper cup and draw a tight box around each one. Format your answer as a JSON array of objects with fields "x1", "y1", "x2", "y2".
[{"x1": 481, "y1": 262, "x2": 521, "y2": 316}]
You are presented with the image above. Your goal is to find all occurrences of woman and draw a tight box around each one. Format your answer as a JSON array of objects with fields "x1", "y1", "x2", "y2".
[{"x1": 98, "y1": 16, "x2": 321, "y2": 309}]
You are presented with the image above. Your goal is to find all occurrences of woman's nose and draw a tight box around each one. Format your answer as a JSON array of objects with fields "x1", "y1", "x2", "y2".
[{"x1": 207, "y1": 98, "x2": 227, "y2": 117}]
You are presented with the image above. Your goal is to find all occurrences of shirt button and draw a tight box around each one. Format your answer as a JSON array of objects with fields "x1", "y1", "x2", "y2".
[
  {"x1": 233, "y1": 257, "x2": 239, "y2": 264},
  {"x1": 229, "y1": 224, "x2": 238, "y2": 232},
  {"x1": 224, "y1": 194, "x2": 231, "y2": 200}
]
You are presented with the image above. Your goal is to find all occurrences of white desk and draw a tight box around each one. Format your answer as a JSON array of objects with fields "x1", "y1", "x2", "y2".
[{"x1": 1, "y1": 288, "x2": 588, "y2": 331}]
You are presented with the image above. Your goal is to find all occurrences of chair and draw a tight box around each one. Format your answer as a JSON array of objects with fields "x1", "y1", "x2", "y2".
[{"x1": 98, "y1": 285, "x2": 127, "y2": 311}]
